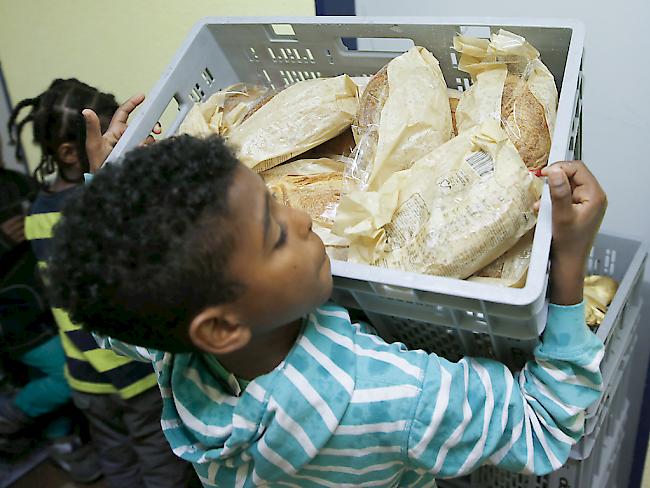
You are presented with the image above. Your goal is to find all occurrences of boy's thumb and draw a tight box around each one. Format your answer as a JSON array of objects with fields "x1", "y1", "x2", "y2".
[{"x1": 547, "y1": 166, "x2": 573, "y2": 214}]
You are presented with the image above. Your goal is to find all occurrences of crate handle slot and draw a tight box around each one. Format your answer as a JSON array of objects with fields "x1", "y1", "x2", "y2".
[
  {"x1": 340, "y1": 37, "x2": 415, "y2": 53},
  {"x1": 459, "y1": 25, "x2": 492, "y2": 39}
]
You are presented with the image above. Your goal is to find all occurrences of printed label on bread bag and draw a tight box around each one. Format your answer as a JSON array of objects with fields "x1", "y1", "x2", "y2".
[
  {"x1": 465, "y1": 150, "x2": 494, "y2": 178},
  {"x1": 382, "y1": 193, "x2": 430, "y2": 252}
]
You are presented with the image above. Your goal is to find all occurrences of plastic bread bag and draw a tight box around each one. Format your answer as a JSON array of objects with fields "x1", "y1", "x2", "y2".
[
  {"x1": 262, "y1": 158, "x2": 350, "y2": 260},
  {"x1": 467, "y1": 229, "x2": 534, "y2": 287},
  {"x1": 454, "y1": 29, "x2": 558, "y2": 169},
  {"x1": 177, "y1": 83, "x2": 271, "y2": 137},
  {"x1": 584, "y1": 275, "x2": 619, "y2": 328},
  {"x1": 228, "y1": 75, "x2": 358, "y2": 173},
  {"x1": 349, "y1": 46, "x2": 453, "y2": 191},
  {"x1": 333, "y1": 120, "x2": 543, "y2": 279}
]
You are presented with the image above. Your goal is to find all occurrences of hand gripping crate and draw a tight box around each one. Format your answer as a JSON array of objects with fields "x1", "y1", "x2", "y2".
[{"x1": 107, "y1": 17, "x2": 585, "y2": 337}]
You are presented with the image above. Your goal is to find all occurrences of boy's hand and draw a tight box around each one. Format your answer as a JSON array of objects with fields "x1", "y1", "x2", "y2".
[
  {"x1": 541, "y1": 161, "x2": 607, "y2": 305},
  {"x1": 83, "y1": 94, "x2": 162, "y2": 174}
]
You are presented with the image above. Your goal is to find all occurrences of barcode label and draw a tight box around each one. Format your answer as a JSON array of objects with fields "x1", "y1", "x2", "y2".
[{"x1": 465, "y1": 150, "x2": 494, "y2": 178}]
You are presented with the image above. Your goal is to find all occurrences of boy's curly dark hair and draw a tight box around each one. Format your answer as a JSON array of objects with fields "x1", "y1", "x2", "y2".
[{"x1": 47, "y1": 135, "x2": 242, "y2": 352}]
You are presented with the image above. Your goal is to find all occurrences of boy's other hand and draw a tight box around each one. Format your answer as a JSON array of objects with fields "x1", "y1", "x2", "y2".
[
  {"x1": 83, "y1": 94, "x2": 160, "y2": 174},
  {"x1": 540, "y1": 161, "x2": 607, "y2": 305}
]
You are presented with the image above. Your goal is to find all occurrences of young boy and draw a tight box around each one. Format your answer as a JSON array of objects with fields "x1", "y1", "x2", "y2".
[{"x1": 48, "y1": 132, "x2": 606, "y2": 486}]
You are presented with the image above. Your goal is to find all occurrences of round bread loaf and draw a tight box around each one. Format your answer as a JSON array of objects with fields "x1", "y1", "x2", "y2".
[
  {"x1": 353, "y1": 66, "x2": 388, "y2": 141},
  {"x1": 500, "y1": 73, "x2": 551, "y2": 169}
]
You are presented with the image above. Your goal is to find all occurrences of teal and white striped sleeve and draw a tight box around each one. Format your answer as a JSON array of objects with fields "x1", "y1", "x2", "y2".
[
  {"x1": 93, "y1": 333, "x2": 159, "y2": 363},
  {"x1": 407, "y1": 302, "x2": 604, "y2": 477}
]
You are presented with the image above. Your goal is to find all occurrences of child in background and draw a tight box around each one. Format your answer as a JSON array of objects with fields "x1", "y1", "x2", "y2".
[
  {"x1": 47, "y1": 122, "x2": 607, "y2": 487},
  {"x1": 0, "y1": 143, "x2": 100, "y2": 482},
  {"x1": 8, "y1": 79, "x2": 194, "y2": 488}
]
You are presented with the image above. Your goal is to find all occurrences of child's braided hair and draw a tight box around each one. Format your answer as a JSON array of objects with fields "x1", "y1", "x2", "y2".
[{"x1": 7, "y1": 79, "x2": 118, "y2": 184}]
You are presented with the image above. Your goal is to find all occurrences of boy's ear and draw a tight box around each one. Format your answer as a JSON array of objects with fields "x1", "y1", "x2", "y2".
[
  {"x1": 188, "y1": 307, "x2": 251, "y2": 355},
  {"x1": 56, "y1": 142, "x2": 79, "y2": 166}
]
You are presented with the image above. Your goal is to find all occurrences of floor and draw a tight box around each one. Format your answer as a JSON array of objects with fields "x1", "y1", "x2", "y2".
[{"x1": 10, "y1": 460, "x2": 107, "y2": 488}]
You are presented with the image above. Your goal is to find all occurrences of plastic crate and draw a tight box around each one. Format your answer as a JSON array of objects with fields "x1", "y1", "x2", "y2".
[
  {"x1": 106, "y1": 16, "x2": 585, "y2": 337},
  {"x1": 361, "y1": 233, "x2": 646, "y2": 378},
  {"x1": 571, "y1": 323, "x2": 636, "y2": 460}
]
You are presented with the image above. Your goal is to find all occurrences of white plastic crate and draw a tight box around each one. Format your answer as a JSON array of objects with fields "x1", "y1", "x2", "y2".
[
  {"x1": 362, "y1": 234, "x2": 646, "y2": 384},
  {"x1": 107, "y1": 16, "x2": 585, "y2": 336}
]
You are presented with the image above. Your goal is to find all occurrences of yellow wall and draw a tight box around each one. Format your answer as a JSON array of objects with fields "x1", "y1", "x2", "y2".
[{"x1": 0, "y1": 0, "x2": 315, "y2": 169}]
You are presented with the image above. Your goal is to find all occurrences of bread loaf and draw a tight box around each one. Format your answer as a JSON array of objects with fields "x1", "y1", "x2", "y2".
[
  {"x1": 454, "y1": 30, "x2": 557, "y2": 170},
  {"x1": 228, "y1": 75, "x2": 358, "y2": 173},
  {"x1": 350, "y1": 47, "x2": 453, "y2": 191}
]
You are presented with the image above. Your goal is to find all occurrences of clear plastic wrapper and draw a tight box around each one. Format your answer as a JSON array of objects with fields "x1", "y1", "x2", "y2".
[
  {"x1": 584, "y1": 275, "x2": 619, "y2": 328},
  {"x1": 177, "y1": 83, "x2": 271, "y2": 137},
  {"x1": 468, "y1": 229, "x2": 533, "y2": 287},
  {"x1": 454, "y1": 30, "x2": 558, "y2": 169},
  {"x1": 347, "y1": 46, "x2": 453, "y2": 191},
  {"x1": 333, "y1": 120, "x2": 543, "y2": 279},
  {"x1": 228, "y1": 75, "x2": 358, "y2": 173},
  {"x1": 262, "y1": 158, "x2": 349, "y2": 260}
]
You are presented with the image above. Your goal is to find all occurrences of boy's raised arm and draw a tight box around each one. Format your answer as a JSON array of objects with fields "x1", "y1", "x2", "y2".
[{"x1": 407, "y1": 161, "x2": 606, "y2": 477}]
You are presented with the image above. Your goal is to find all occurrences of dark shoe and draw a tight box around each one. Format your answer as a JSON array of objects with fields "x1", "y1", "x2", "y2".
[
  {"x1": 49, "y1": 435, "x2": 103, "y2": 483},
  {"x1": 0, "y1": 397, "x2": 32, "y2": 435}
]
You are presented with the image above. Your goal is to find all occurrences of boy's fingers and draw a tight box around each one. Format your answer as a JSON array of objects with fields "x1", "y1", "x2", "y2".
[
  {"x1": 139, "y1": 135, "x2": 156, "y2": 147},
  {"x1": 152, "y1": 122, "x2": 162, "y2": 135},
  {"x1": 111, "y1": 93, "x2": 146, "y2": 126},
  {"x1": 543, "y1": 161, "x2": 594, "y2": 189}
]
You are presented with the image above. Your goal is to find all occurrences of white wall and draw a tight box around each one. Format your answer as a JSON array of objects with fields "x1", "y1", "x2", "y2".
[{"x1": 357, "y1": 0, "x2": 650, "y2": 258}]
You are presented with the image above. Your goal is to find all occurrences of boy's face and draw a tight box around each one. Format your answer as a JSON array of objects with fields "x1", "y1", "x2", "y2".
[{"x1": 204, "y1": 163, "x2": 333, "y2": 338}]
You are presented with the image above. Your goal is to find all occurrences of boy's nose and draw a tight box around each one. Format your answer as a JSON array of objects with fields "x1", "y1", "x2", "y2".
[{"x1": 294, "y1": 208, "x2": 313, "y2": 239}]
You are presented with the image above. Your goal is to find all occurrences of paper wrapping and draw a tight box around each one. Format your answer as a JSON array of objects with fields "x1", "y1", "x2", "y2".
[
  {"x1": 204, "y1": 83, "x2": 272, "y2": 135},
  {"x1": 454, "y1": 30, "x2": 558, "y2": 169},
  {"x1": 468, "y1": 229, "x2": 534, "y2": 287},
  {"x1": 228, "y1": 75, "x2": 358, "y2": 173},
  {"x1": 349, "y1": 47, "x2": 453, "y2": 191},
  {"x1": 333, "y1": 120, "x2": 543, "y2": 279},
  {"x1": 178, "y1": 83, "x2": 271, "y2": 137},
  {"x1": 584, "y1": 275, "x2": 619, "y2": 328},
  {"x1": 177, "y1": 104, "x2": 213, "y2": 138}
]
